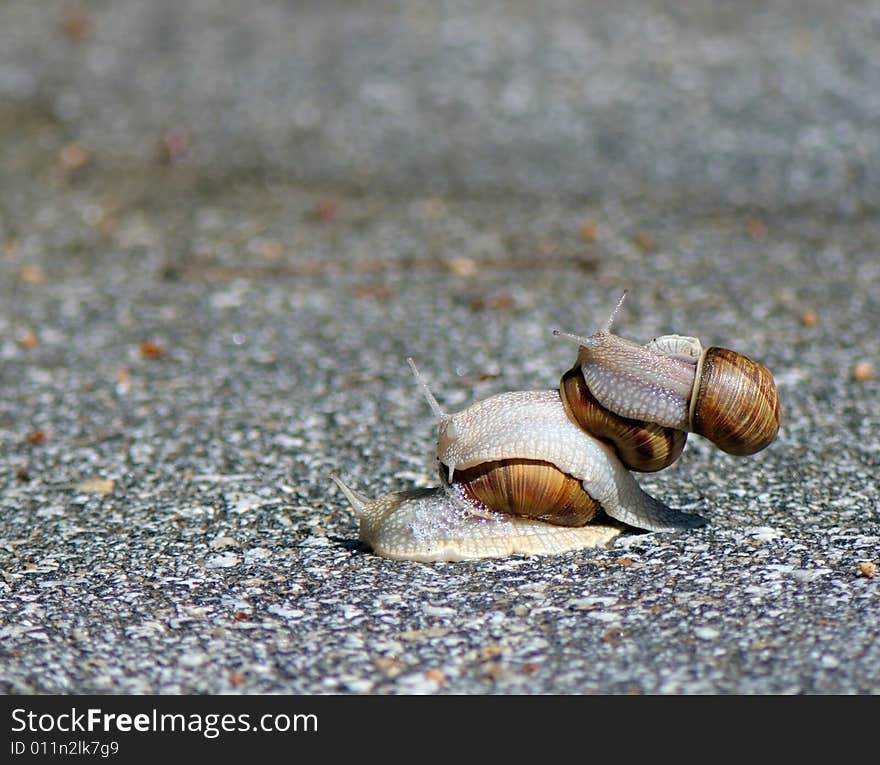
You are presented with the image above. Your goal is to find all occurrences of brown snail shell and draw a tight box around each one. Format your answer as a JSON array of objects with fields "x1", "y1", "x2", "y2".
[
  {"x1": 555, "y1": 294, "x2": 781, "y2": 457},
  {"x1": 449, "y1": 457, "x2": 601, "y2": 527},
  {"x1": 559, "y1": 364, "x2": 688, "y2": 472},
  {"x1": 691, "y1": 347, "x2": 781, "y2": 455}
]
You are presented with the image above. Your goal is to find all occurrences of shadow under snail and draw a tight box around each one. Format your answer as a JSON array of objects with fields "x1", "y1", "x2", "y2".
[{"x1": 331, "y1": 294, "x2": 780, "y2": 562}]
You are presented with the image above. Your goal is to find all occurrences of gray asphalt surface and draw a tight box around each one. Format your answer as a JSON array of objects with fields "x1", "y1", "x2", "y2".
[{"x1": 0, "y1": 1, "x2": 878, "y2": 694}]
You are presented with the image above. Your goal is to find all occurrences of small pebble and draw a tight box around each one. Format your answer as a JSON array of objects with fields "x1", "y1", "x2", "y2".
[
  {"x1": 19, "y1": 265, "x2": 46, "y2": 284},
  {"x1": 75, "y1": 478, "x2": 115, "y2": 494},
  {"x1": 59, "y1": 142, "x2": 91, "y2": 171},
  {"x1": 852, "y1": 362, "x2": 873, "y2": 382},
  {"x1": 800, "y1": 309, "x2": 818, "y2": 327},
  {"x1": 634, "y1": 231, "x2": 655, "y2": 251},
  {"x1": 16, "y1": 330, "x2": 39, "y2": 350},
  {"x1": 140, "y1": 340, "x2": 164, "y2": 359},
  {"x1": 423, "y1": 669, "x2": 446, "y2": 684},
  {"x1": 310, "y1": 199, "x2": 337, "y2": 222},
  {"x1": 578, "y1": 222, "x2": 598, "y2": 241},
  {"x1": 446, "y1": 256, "x2": 477, "y2": 276},
  {"x1": 746, "y1": 218, "x2": 768, "y2": 238}
]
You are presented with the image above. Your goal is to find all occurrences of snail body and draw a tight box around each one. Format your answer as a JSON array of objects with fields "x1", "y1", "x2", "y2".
[
  {"x1": 555, "y1": 293, "x2": 781, "y2": 457},
  {"x1": 329, "y1": 480, "x2": 624, "y2": 562}
]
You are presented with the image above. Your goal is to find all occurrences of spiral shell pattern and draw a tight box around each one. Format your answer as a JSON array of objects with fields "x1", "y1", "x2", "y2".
[
  {"x1": 450, "y1": 457, "x2": 601, "y2": 527},
  {"x1": 690, "y1": 347, "x2": 781, "y2": 455}
]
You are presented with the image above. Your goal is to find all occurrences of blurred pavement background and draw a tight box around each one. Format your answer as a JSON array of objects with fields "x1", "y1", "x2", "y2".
[{"x1": 0, "y1": 1, "x2": 877, "y2": 694}]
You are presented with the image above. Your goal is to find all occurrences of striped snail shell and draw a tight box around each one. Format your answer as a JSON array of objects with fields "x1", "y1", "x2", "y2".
[{"x1": 554, "y1": 292, "x2": 781, "y2": 457}]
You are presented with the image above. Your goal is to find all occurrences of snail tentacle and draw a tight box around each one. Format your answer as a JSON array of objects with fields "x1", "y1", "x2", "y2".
[{"x1": 330, "y1": 473, "x2": 371, "y2": 518}]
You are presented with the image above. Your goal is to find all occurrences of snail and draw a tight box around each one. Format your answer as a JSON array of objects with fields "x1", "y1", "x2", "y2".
[
  {"x1": 331, "y1": 358, "x2": 704, "y2": 562},
  {"x1": 555, "y1": 292, "x2": 781, "y2": 459}
]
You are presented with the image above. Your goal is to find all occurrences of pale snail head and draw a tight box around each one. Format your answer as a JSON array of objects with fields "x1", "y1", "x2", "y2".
[{"x1": 554, "y1": 291, "x2": 781, "y2": 460}]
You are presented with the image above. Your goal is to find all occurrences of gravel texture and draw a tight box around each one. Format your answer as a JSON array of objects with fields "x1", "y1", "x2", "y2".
[{"x1": 0, "y1": 0, "x2": 878, "y2": 695}]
